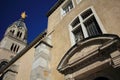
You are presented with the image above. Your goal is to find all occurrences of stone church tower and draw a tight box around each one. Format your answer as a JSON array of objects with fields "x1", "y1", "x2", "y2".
[{"x1": 0, "y1": 12, "x2": 27, "y2": 80}]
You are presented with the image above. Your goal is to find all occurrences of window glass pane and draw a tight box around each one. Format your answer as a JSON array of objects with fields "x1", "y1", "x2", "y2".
[
  {"x1": 62, "y1": 0, "x2": 73, "y2": 14},
  {"x1": 69, "y1": 1, "x2": 73, "y2": 9},
  {"x1": 63, "y1": 6, "x2": 69, "y2": 13},
  {"x1": 81, "y1": 9, "x2": 93, "y2": 19},
  {"x1": 14, "y1": 45, "x2": 17, "y2": 52},
  {"x1": 16, "y1": 46, "x2": 19, "y2": 52},
  {"x1": 69, "y1": 8, "x2": 103, "y2": 45},
  {"x1": 71, "y1": 17, "x2": 80, "y2": 28},
  {"x1": 17, "y1": 31, "x2": 20, "y2": 37},
  {"x1": 13, "y1": 30, "x2": 15, "y2": 33},
  {"x1": 72, "y1": 25, "x2": 84, "y2": 42},
  {"x1": 84, "y1": 16, "x2": 102, "y2": 37},
  {"x1": 10, "y1": 43, "x2": 14, "y2": 51}
]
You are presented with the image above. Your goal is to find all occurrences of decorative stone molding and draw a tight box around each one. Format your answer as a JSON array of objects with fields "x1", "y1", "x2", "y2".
[
  {"x1": 57, "y1": 34, "x2": 120, "y2": 75},
  {"x1": 110, "y1": 50, "x2": 120, "y2": 68}
]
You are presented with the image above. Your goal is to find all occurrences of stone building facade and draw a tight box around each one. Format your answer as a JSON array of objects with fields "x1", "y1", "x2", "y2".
[
  {"x1": 0, "y1": 0, "x2": 120, "y2": 80},
  {"x1": 0, "y1": 13, "x2": 52, "y2": 80},
  {"x1": 14, "y1": 31, "x2": 51, "y2": 80},
  {"x1": 46, "y1": 0, "x2": 120, "y2": 80},
  {"x1": 0, "y1": 12, "x2": 27, "y2": 80}
]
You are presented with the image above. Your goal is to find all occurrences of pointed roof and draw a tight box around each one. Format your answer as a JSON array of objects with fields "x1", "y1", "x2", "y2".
[
  {"x1": 12, "y1": 18, "x2": 27, "y2": 31},
  {"x1": 10, "y1": 12, "x2": 27, "y2": 31},
  {"x1": 46, "y1": 0, "x2": 65, "y2": 17}
]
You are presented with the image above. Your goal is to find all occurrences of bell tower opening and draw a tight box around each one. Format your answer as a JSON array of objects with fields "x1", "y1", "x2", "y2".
[{"x1": 94, "y1": 77, "x2": 110, "y2": 80}]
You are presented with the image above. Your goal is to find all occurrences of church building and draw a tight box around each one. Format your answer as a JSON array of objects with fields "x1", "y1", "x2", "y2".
[
  {"x1": 0, "y1": 12, "x2": 27, "y2": 80},
  {"x1": 0, "y1": 0, "x2": 120, "y2": 80}
]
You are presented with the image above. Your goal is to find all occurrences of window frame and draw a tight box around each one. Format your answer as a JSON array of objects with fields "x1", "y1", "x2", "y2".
[
  {"x1": 69, "y1": 6, "x2": 106, "y2": 46},
  {"x1": 61, "y1": 0, "x2": 75, "y2": 17},
  {"x1": 10, "y1": 43, "x2": 20, "y2": 53}
]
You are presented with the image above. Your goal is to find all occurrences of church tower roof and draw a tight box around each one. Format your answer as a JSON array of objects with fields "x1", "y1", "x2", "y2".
[
  {"x1": 11, "y1": 12, "x2": 27, "y2": 31},
  {"x1": 4, "y1": 12, "x2": 28, "y2": 42},
  {"x1": 12, "y1": 18, "x2": 27, "y2": 31},
  {"x1": 0, "y1": 12, "x2": 28, "y2": 54}
]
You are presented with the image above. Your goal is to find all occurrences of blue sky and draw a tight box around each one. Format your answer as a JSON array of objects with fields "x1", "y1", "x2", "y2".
[{"x1": 0, "y1": 0, "x2": 58, "y2": 44}]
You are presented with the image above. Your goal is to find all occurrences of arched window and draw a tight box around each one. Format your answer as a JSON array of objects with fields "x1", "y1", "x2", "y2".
[
  {"x1": 17, "y1": 31, "x2": 20, "y2": 37},
  {"x1": 0, "y1": 61, "x2": 8, "y2": 70},
  {"x1": 13, "y1": 44, "x2": 17, "y2": 52},
  {"x1": 19, "y1": 32, "x2": 22, "y2": 38},
  {"x1": 16, "y1": 46, "x2": 19, "y2": 53},
  {"x1": 10, "y1": 43, "x2": 20, "y2": 53},
  {"x1": 17, "y1": 31, "x2": 22, "y2": 38},
  {"x1": 12, "y1": 30, "x2": 15, "y2": 34},
  {"x1": 10, "y1": 30, "x2": 13, "y2": 33},
  {"x1": 10, "y1": 30, "x2": 15, "y2": 35},
  {"x1": 10, "y1": 43, "x2": 14, "y2": 51}
]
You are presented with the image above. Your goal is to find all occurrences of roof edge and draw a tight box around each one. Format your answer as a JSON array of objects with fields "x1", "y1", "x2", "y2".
[{"x1": 46, "y1": 0, "x2": 65, "y2": 17}]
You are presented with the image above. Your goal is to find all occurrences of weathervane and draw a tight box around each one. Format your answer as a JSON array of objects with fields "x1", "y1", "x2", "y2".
[{"x1": 21, "y1": 11, "x2": 27, "y2": 19}]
